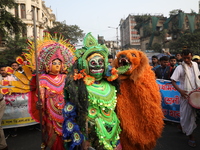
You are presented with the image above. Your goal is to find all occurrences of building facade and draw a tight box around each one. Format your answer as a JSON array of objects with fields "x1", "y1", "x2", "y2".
[
  {"x1": 120, "y1": 14, "x2": 140, "y2": 50},
  {"x1": 8, "y1": 0, "x2": 55, "y2": 38}
]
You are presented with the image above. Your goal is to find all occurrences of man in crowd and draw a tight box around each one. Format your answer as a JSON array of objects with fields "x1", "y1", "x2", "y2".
[
  {"x1": 171, "y1": 49, "x2": 200, "y2": 148},
  {"x1": 0, "y1": 65, "x2": 17, "y2": 138},
  {"x1": 108, "y1": 54, "x2": 114, "y2": 65},
  {"x1": 169, "y1": 56, "x2": 178, "y2": 77},
  {"x1": 154, "y1": 56, "x2": 170, "y2": 80},
  {"x1": 175, "y1": 53, "x2": 183, "y2": 65},
  {"x1": 0, "y1": 66, "x2": 8, "y2": 150},
  {"x1": 151, "y1": 55, "x2": 160, "y2": 71}
]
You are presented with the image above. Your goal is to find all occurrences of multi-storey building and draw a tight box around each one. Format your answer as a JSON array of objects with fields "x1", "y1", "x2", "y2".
[
  {"x1": 120, "y1": 14, "x2": 140, "y2": 50},
  {"x1": 7, "y1": 0, "x2": 55, "y2": 38}
]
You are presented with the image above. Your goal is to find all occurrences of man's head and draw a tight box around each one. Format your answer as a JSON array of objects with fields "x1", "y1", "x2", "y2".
[
  {"x1": 181, "y1": 49, "x2": 193, "y2": 65},
  {"x1": 175, "y1": 53, "x2": 182, "y2": 61},
  {"x1": 108, "y1": 54, "x2": 114, "y2": 65},
  {"x1": 0, "y1": 65, "x2": 8, "y2": 77},
  {"x1": 11, "y1": 62, "x2": 19, "y2": 71},
  {"x1": 151, "y1": 55, "x2": 158, "y2": 64},
  {"x1": 169, "y1": 56, "x2": 177, "y2": 67},
  {"x1": 159, "y1": 56, "x2": 169, "y2": 68}
]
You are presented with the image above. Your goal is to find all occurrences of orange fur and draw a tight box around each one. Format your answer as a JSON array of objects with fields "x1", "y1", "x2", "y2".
[{"x1": 114, "y1": 49, "x2": 164, "y2": 150}]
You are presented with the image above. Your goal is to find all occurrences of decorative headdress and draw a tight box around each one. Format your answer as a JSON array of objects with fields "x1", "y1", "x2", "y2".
[
  {"x1": 75, "y1": 32, "x2": 109, "y2": 75},
  {"x1": 23, "y1": 32, "x2": 76, "y2": 73}
]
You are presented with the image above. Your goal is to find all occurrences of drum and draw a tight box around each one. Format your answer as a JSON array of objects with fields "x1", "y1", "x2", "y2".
[{"x1": 188, "y1": 88, "x2": 200, "y2": 109}]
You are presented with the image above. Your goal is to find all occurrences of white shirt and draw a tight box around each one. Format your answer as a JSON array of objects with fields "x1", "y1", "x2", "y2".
[{"x1": 171, "y1": 64, "x2": 196, "y2": 91}]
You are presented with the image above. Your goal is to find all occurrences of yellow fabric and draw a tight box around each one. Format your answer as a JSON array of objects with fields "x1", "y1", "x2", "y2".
[
  {"x1": 9, "y1": 87, "x2": 30, "y2": 93},
  {"x1": 10, "y1": 81, "x2": 30, "y2": 90},
  {"x1": 13, "y1": 71, "x2": 30, "y2": 85},
  {"x1": 22, "y1": 66, "x2": 32, "y2": 81}
]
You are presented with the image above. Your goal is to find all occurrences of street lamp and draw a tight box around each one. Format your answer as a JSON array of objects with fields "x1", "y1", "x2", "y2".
[{"x1": 108, "y1": 26, "x2": 119, "y2": 49}]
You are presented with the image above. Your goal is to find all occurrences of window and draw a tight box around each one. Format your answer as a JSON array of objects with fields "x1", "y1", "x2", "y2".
[
  {"x1": 31, "y1": 6, "x2": 35, "y2": 20},
  {"x1": 15, "y1": 5, "x2": 19, "y2": 17},
  {"x1": 20, "y1": 4, "x2": 26, "y2": 19}
]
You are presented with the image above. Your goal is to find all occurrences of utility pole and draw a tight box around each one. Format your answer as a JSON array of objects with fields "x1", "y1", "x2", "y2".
[{"x1": 108, "y1": 26, "x2": 119, "y2": 49}]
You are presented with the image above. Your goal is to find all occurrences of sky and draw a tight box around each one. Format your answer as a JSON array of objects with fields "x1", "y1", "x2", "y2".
[{"x1": 44, "y1": 0, "x2": 199, "y2": 41}]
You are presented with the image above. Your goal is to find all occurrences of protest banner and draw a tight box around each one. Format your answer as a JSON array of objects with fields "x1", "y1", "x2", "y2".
[
  {"x1": 2, "y1": 93, "x2": 37, "y2": 129},
  {"x1": 156, "y1": 79, "x2": 180, "y2": 123}
]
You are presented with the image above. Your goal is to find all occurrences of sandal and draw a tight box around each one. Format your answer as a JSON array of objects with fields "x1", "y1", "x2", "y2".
[{"x1": 188, "y1": 140, "x2": 196, "y2": 148}]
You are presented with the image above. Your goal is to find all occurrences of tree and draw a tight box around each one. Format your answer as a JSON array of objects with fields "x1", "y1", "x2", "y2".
[
  {"x1": 0, "y1": 35, "x2": 27, "y2": 65},
  {"x1": 169, "y1": 30, "x2": 200, "y2": 55},
  {"x1": 0, "y1": 0, "x2": 26, "y2": 38},
  {"x1": 46, "y1": 21, "x2": 84, "y2": 44}
]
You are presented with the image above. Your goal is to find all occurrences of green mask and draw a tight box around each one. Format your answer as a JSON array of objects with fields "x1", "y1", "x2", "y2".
[
  {"x1": 88, "y1": 54, "x2": 105, "y2": 81},
  {"x1": 75, "y1": 33, "x2": 109, "y2": 77}
]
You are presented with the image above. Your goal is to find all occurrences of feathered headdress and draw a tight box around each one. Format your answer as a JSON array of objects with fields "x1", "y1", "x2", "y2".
[
  {"x1": 22, "y1": 32, "x2": 76, "y2": 73},
  {"x1": 75, "y1": 32, "x2": 109, "y2": 75}
]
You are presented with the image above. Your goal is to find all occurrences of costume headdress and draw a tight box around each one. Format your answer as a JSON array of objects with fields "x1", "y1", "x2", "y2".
[
  {"x1": 75, "y1": 32, "x2": 109, "y2": 75},
  {"x1": 23, "y1": 32, "x2": 76, "y2": 73}
]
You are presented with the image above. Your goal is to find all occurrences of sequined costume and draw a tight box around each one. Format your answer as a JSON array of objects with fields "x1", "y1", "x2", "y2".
[
  {"x1": 0, "y1": 33, "x2": 76, "y2": 149},
  {"x1": 63, "y1": 33, "x2": 121, "y2": 150}
]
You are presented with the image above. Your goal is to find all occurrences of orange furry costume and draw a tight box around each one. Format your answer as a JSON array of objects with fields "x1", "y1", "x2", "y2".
[{"x1": 113, "y1": 49, "x2": 164, "y2": 150}]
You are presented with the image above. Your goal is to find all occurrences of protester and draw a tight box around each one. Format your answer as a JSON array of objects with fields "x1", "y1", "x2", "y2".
[
  {"x1": 151, "y1": 55, "x2": 160, "y2": 71},
  {"x1": 171, "y1": 49, "x2": 200, "y2": 148},
  {"x1": 169, "y1": 56, "x2": 178, "y2": 77},
  {"x1": 108, "y1": 54, "x2": 114, "y2": 65},
  {"x1": 10, "y1": 62, "x2": 19, "y2": 71},
  {"x1": 154, "y1": 56, "x2": 170, "y2": 80},
  {"x1": 175, "y1": 53, "x2": 183, "y2": 65},
  {"x1": 0, "y1": 66, "x2": 8, "y2": 150}
]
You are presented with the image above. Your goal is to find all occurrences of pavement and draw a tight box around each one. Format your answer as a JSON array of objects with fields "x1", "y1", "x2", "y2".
[{"x1": 4, "y1": 119, "x2": 200, "y2": 150}]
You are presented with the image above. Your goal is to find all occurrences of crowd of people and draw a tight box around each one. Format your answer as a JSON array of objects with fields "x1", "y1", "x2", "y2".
[{"x1": 151, "y1": 49, "x2": 200, "y2": 148}]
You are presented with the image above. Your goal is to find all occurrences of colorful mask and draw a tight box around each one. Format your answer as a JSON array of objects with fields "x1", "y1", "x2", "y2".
[
  {"x1": 75, "y1": 33, "x2": 109, "y2": 76},
  {"x1": 50, "y1": 59, "x2": 62, "y2": 75},
  {"x1": 87, "y1": 53, "x2": 105, "y2": 81}
]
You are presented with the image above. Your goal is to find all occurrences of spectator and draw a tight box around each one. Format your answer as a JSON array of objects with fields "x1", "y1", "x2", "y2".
[
  {"x1": 154, "y1": 56, "x2": 170, "y2": 80},
  {"x1": 169, "y1": 56, "x2": 178, "y2": 77},
  {"x1": 171, "y1": 49, "x2": 200, "y2": 148},
  {"x1": 151, "y1": 55, "x2": 160, "y2": 71},
  {"x1": 0, "y1": 66, "x2": 8, "y2": 150},
  {"x1": 0, "y1": 65, "x2": 17, "y2": 137},
  {"x1": 10, "y1": 62, "x2": 19, "y2": 71},
  {"x1": 108, "y1": 54, "x2": 114, "y2": 65},
  {"x1": 175, "y1": 53, "x2": 183, "y2": 65}
]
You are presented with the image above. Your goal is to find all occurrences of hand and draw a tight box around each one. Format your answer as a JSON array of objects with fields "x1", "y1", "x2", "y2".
[
  {"x1": 180, "y1": 90, "x2": 188, "y2": 99},
  {"x1": 82, "y1": 140, "x2": 90, "y2": 150},
  {"x1": 36, "y1": 101, "x2": 43, "y2": 110}
]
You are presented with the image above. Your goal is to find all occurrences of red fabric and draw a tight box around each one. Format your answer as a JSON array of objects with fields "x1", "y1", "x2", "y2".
[
  {"x1": 28, "y1": 90, "x2": 40, "y2": 122},
  {"x1": 51, "y1": 136, "x2": 65, "y2": 150}
]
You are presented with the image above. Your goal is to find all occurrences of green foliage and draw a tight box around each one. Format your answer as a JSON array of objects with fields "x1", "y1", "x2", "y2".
[
  {"x1": 0, "y1": 35, "x2": 27, "y2": 65},
  {"x1": 47, "y1": 21, "x2": 84, "y2": 44},
  {"x1": 169, "y1": 9, "x2": 181, "y2": 16},
  {"x1": 134, "y1": 14, "x2": 151, "y2": 33},
  {"x1": 0, "y1": 0, "x2": 26, "y2": 37},
  {"x1": 151, "y1": 43, "x2": 162, "y2": 52},
  {"x1": 169, "y1": 29, "x2": 200, "y2": 55}
]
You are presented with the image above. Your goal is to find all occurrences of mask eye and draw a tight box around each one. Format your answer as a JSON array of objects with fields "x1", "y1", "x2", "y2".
[
  {"x1": 98, "y1": 60, "x2": 104, "y2": 65},
  {"x1": 131, "y1": 53, "x2": 136, "y2": 57},
  {"x1": 91, "y1": 61, "x2": 96, "y2": 65}
]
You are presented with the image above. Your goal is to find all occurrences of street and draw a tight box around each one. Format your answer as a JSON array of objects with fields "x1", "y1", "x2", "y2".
[{"x1": 4, "y1": 120, "x2": 200, "y2": 150}]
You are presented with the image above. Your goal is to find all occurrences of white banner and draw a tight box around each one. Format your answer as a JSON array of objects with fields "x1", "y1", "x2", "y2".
[{"x1": 2, "y1": 93, "x2": 37, "y2": 129}]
